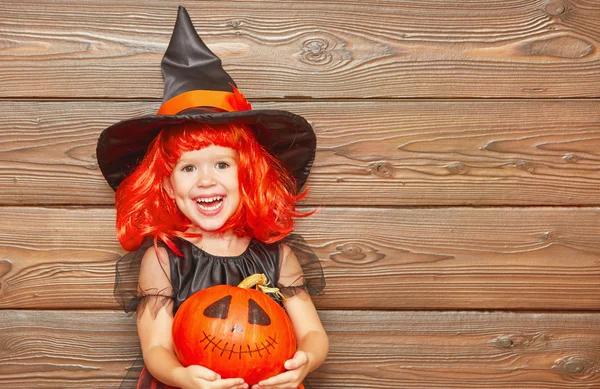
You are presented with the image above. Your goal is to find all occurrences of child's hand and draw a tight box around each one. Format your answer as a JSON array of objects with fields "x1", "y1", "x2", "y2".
[
  {"x1": 251, "y1": 351, "x2": 310, "y2": 389},
  {"x1": 178, "y1": 365, "x2": 248, "y2": 389}
]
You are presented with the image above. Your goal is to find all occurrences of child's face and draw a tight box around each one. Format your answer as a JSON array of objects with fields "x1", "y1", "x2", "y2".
[{"x1": 163, "y1": 145, "x2": 240, "y2": 233}]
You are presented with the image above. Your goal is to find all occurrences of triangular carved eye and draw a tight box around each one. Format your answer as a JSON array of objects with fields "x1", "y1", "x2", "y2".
[
  {"x1": 204, "y1": 295, "x2": 232, "y2": 319},
  {"x1": 248, "y1": 299, "x2": 271, "y2": 326}
]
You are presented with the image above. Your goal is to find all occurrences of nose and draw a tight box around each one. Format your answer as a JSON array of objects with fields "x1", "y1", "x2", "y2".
[
  {"x1": 231, "y1": 324, "x2": 243, "y2": 333},
  {"x1": 196, "y1": 166, "x2": 216, "y2": 187}
]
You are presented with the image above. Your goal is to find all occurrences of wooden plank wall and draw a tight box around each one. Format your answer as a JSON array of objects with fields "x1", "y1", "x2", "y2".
[{"x1": 1, "y1": 1, "x2": 599, "y2": 388}]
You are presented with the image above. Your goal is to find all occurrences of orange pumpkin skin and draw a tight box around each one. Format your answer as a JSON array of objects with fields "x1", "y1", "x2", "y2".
[{"x1": 172, "y1": 283, "x2": 297, "y2": 385}]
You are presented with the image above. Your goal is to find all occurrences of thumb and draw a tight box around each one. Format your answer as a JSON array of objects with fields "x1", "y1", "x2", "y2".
[{"x1": 285, "y1": 351, "x2": 308, "y2": 370}]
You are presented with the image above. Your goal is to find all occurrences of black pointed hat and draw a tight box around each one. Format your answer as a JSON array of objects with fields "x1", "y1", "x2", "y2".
[{"x1": 96, "y1": 6, "x2": 316, "y2": 192}]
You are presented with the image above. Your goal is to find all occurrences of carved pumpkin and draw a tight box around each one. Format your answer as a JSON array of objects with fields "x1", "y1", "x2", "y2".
[{"x1": 172, "y1": 274, "x2": 297, "y2": 386}]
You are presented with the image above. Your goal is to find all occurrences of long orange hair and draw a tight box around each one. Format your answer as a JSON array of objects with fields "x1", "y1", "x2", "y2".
[{"x1": 115, "y1": 123, "x2": 311, "y2": 254}]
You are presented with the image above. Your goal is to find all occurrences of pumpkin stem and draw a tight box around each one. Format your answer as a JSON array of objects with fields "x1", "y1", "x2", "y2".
[
  {"x1": 238, "y1": 274, "x2": 268, "y2": 289},
  {"x1": 238, "y1": 273, "x2": 287, "y2": 302}
]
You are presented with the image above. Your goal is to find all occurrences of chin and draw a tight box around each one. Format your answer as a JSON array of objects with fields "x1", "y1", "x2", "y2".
[{"x1": 195, "y1": 220, "x2": 227, "y2": 232}]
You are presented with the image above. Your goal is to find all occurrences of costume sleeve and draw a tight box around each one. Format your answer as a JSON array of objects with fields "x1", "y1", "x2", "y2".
[
  {"x1": 276, "y1": 234, "x2": 325, "y2": 299},
  {"x1": 114, "y1": 238, "x2": 175, "y2": 318}
]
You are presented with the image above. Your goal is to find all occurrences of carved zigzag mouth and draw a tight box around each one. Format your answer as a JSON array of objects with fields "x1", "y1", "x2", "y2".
[{"x1": 199, "y1": 331, "x2": 278, "y2": 360}]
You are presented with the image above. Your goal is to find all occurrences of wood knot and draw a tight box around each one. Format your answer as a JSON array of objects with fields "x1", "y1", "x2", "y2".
[
  {"x1": 563, "y1": 153, "x2": 581, "y2": 163},
  {"x1": 540, "y1": 231, "x2": 552, "y2": 241},
  {"x1": 343, "y1": 244, "x2": 363, "y2": 258},
  {"x1": 492, "y1": 332, "x2": 548, "y2": 350},
  {"x1": 546, "y1": 2, "x2": 566, "y2": 16},
  {"x1": 299, "y1": 34, "x2": 351, "y2": 68},
  {"x1": 230, "y1": 20, "x2": 242, "y2": 29},
  {"x1": 516, "y1": 160, "x2": 535, "y2": 173},
  {"x1": 369, "y1": 162, "x2": 393, "y2": 177},
  {"x1": 564, "y1": 361, "x2": 585, "y2": 374},
  {"x1": 494, "y1": 336, "x2": 514, "y2": 348},
  {"x1": 447, "y1": 162, "x2": 468, "y2": 175},
  {"x1": 302, "y1": 38, "x2": 331, "y2": 63},
  {"x1": 330, "y1": 243, "x2": 385, "y2": 265},
  {"x1": 553, "y1": 356, "x2": 589, "y2": 376}
]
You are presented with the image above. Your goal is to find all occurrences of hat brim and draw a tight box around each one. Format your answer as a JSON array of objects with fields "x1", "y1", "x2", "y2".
[{"x1": 96, "y1": 109, "x2": 316, "y2": 192}]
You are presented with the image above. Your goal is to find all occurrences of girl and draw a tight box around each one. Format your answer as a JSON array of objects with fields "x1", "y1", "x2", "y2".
[{"x1": 96, "y1": 7, "x2": 327, "y2": 389}]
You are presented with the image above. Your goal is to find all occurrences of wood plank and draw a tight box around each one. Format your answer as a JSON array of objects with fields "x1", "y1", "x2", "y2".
[
  {"x1": 1, "y1": 206, "x2": 600, "y2": 310},
  {"x1": 2, "y1": 100, "x2": 600, "y2": 206},
  {"x1": 1, "y1": 0, "x2": 600, "y2": 98},
  {"x1": 1, "y1": 309, "x2": 599, "y2": 388}
]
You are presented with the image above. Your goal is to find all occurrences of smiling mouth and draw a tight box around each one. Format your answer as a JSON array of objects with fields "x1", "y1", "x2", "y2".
[
  {"x1": 199, "y1": 331, "x2": 278, "y2": 360},
  {"x1": 195, "y1": 196, "x2": 224, "y2": 211}
]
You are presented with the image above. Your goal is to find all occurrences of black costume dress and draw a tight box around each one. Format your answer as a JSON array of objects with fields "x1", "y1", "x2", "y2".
[{"x1": 114, "y1": 234, "x2": 324, "y2": 389}]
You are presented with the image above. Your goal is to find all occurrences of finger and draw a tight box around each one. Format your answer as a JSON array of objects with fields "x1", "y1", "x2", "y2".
[
  {"x1": 256, "y1": 370, "x2": 297, "y2": 388},
  {"x1": 284, "y1": 351, "x2": 308, "y2": 370},
  {"x1": 209, "y1": 378, "x2": 246, "y2": 389}
]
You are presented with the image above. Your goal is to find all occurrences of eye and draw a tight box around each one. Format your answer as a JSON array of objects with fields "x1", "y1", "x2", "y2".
[
  {"x1": 203, "y1": 295, "x2": 232, "y2": 319},
  {"x1": 181, "y1": 165, "x2": 196, "y2": 172},
  {"x1": 215, "y1": 161, "x2": 230, "y2": 170},
  {"x1": 248, "y1": 299, "x2": 271, "y2": 326}
]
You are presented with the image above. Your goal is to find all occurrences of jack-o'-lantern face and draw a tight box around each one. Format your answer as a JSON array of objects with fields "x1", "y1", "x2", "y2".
[
  {"x1": 172, "y1": 278, "x2": 297, "y2": 385},
  {"x1": 198, "y1": 294, "x2": 278, "y2": 357}
]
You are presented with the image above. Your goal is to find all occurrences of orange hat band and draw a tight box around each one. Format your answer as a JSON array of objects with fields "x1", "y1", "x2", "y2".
[{"x1": 157, "y1": 89, "x2": 236, "y2": 115}]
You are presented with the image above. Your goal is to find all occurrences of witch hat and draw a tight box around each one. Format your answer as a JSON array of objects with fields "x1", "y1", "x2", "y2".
[{"x1": 96, "y1": 6, "x2": 316, "y2": 192}]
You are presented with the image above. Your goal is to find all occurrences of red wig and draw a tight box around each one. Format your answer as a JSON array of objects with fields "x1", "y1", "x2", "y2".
[{"x1": 115, "y1": 123, "x2": 311, "y2": 254}]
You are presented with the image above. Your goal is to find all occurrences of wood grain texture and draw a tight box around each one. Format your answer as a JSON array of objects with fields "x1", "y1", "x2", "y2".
[
  {"x1": 1, "y1": 310, "x2": 599, "y2": 388},
  {"x1": 3, "y1": 1, "x2": 599, "y2": 389},
  {"x1": 2, "y1": 99, "x2": 600, "y2": 206},
  {"x1": 1, "y1": 206, "x2": 599, "y2": 310},
  {"x1": 1, "y1": 0, "x2": 600, "y2": 98}
]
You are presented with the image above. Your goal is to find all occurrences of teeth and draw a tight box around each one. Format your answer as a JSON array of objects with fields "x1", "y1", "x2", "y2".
[
  {"x1": 195, "y1": 196, "x2": 223, "y2": 211},
  {"x1": 198, "y1": 202, "x2": 221, "y2": 211},
  {"x1": 196, "y1": 196, "x2": 223, "y2": 203}
]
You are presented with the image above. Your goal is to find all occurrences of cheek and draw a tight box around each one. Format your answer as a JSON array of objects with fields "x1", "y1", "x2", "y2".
[
  {"x1": 173, "y1": 175, "x2": 195, "y2": 195},
  {"x1": 228, "y1": 177, "x2": 240, "y2": 197},
  {"x1": 229, "y1": 188, "x2": 241, "y2": 209},
  {"x1": 175, "y1": 197, "x2": 188, "y2": 211},
  {"x1": 230, "y1": 175, "x2": 240, "y2": 190}
]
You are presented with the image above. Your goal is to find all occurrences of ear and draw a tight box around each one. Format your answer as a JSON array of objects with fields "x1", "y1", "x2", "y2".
[{"x1": 162, "y1": 176, "x2": 175, "y2": 199}]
